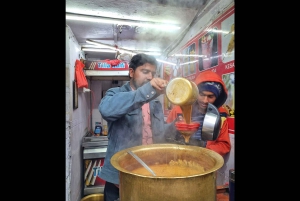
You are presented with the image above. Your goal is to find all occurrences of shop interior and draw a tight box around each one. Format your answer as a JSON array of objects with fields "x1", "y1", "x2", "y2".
[{"x1": 66, "y1": 0, "x2": 235, "y2": 201}]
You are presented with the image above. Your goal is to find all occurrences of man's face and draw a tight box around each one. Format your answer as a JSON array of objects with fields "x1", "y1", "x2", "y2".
[
  {"x1": 129, "y1": 63, "x2": 157, "y2": 89},
  {"x1": 196, "y1": 90, "x2": 217, "y2": 111}
]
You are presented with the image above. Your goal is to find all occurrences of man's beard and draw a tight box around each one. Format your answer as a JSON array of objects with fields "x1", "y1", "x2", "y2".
[{"x1": 132, "y1": 78, "x2": 149, "y2": 89}]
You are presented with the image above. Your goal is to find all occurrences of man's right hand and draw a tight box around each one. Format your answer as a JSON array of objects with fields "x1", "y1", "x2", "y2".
[{"x1": 150, "y1": 77, "x2": 168, "y2": 94}]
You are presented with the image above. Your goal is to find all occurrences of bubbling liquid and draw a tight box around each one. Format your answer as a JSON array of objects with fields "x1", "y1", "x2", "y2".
[{"x1": 131, "y1": 159, "x2": 205, "y2": 177}]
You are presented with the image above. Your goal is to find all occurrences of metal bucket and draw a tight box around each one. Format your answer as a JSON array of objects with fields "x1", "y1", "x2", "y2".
[{"x1": 111, "y1": 144, "x2": 224, "y2": 201}]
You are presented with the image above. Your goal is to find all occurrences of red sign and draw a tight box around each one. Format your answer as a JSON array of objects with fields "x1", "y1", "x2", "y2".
[
  {"x1": 85, "y1": 60, "x2": 129, "y2": 71},
  {"x1": 84, "y1": 158, "x2": 106, "y2": 187},
  {"x1": 163, "y1": 5, "x2": 235, "y2": 116},
  {"x1": 227, "y1": 117, "x2": 235, "y2": 133}
]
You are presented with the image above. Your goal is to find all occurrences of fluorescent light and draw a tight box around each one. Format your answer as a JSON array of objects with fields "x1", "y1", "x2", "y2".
[
  {"x1": 66, "y1": 13, "x2": 180, "y2": 30},
  {"x1": 140, "y1": 52, "x2": 161, "y2": 56},
  {"x1": 86, "y1": 39, "x2": 136, "y2": 55},
  {"x1": 82, "y1": 48, "x2": 117, "y2": 53},
  {"x1": 84, "y1": 39, "x2": 167, "y2": 63},
  {"x1": 83, "y1": 47, "x2": 161, "y2": 56},
  {"x1": 156, "y1": 59, "x2": 176, "y2": 66},
  {"x1": 173, "y1": 54, "x2": 205, "y2": 57},
  {"x1": 180, "y1": 60, "x2": 199, "y2": 66},
  {"x1": 206, "y1": 28, "x2": 234, "y2": 35},
  {"x1": 81, "y1": 44, "x2": 101, "y2": 48},
  {"x1": 86, "y1": 40, "x2": 113, "y2": 49},
  {"x1": 83, "y1": 48, "x2": 173, "y2": 66},
  {"x1": 85, "y1": 39, "x2": 162, "y2": 56}
]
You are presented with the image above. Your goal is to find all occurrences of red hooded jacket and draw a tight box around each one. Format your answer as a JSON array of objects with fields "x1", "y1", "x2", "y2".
[{"x1": 166, "y1": 71, "x2": 231, "y2": 156}]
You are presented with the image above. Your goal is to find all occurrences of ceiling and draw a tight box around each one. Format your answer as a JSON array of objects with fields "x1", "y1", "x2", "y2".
[{"x1": 66, "y1": 0, "x2": 214, "y2": 61}]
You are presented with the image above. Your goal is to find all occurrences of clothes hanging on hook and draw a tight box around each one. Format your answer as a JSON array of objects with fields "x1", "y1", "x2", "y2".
[
  {"x1": 80, "y1": 57, "x2": 86, "y2": 64},
  {"x1": 104, "y1": 59, "x2": 122, "y2": 66},
  {"x1": 75, "y1": 59, "x2": 88, "y2": 88}
]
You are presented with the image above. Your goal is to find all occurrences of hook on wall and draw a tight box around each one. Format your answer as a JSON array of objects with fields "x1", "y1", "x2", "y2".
[{"x1": 119, "y1": 25, "x2": 123, "y2": 34}]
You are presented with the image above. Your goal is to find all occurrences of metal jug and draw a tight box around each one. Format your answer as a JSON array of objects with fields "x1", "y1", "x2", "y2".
[
  {"x1": 165, "y1": 77, "x2": 198, "y2": 106},
  {"x1": 166, "y1": 77, "x2": 221, "y2": 141}
]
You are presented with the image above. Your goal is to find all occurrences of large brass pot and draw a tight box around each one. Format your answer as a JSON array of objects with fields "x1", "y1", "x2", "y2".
[
  {"x1": 80, "y1": 194, "x2": 104, "y2": 201},
  {"x1": 111, "y1": 144, "x2": 224, "y2": 201}
]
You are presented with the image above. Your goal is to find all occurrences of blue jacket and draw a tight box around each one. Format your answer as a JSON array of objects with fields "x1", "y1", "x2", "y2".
[{"x1": 99, "y1": 81, "x2": 177, "y2": 184}]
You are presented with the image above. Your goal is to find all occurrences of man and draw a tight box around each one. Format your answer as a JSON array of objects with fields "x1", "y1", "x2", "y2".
[
  {"x1": 166, "y1": 70, "x2": 231, "y2": 156},
  {"x1": 99, "y1": 53, "x2": 177, "y2": 201}
]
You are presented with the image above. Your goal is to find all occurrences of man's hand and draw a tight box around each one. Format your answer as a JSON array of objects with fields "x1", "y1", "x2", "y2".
[{"x1": 150, "y1": 78, "x2": 168, "y2": 94}]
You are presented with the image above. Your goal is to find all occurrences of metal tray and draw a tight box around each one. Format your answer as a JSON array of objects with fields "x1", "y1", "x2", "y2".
[{"x1": 82, "y1": 132, "x2": 108, "y2": 148}]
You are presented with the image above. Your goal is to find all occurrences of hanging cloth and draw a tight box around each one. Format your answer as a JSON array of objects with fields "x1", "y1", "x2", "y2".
[
  {"x1": 104, "y1": 59, "x2": 122, "y2": 66},
  {"x1": 75, "y1": 59, "x2": 88, "y2": 88}
]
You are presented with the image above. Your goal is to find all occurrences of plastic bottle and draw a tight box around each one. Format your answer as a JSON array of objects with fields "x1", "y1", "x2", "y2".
[
  {"x1": 94, "y1": 122, "x2": 102, "y2": 136},
  {"x1": 102, "y1": 125, "x2": 108, "y2": 136}
]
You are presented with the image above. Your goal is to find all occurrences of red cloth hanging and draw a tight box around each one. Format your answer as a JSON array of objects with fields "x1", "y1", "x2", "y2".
[
  {"x1": 75, "y1": 59, "x2": 88, "y2": 88},
  {"x1": 104, "y1": 59, "x2": 122, "y2": 66}
]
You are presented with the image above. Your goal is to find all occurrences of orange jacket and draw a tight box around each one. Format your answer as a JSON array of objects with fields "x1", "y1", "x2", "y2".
[{"x1": 166, "y1": 71, "x2": 231, "y2": 156}]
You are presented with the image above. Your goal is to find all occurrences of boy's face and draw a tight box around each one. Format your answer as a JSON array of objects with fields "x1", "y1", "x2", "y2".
[{"x1": 197, "y1": 90, "x2": 217, "y2": 111}]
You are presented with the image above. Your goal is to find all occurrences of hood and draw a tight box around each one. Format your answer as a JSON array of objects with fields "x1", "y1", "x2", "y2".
[{"x1": 194, "y1": 71, "x2": 228, "y2": 108}]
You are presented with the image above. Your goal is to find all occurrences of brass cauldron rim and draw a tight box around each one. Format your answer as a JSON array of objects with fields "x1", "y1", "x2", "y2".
[
  {"x1": 80, "y1": 194, "x2": 104, "y2": 201},
  {"x1": 111, "y1": 143, "x2": 224, "y2": 178}
]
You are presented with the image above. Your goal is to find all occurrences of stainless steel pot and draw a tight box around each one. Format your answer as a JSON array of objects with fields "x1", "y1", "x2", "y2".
[
  {"x1": 202, "y1": 103, "x2": 221, "y2": 141},
  {"x1": 111, "y1": 144, "x2": 224, "y2": 201}
]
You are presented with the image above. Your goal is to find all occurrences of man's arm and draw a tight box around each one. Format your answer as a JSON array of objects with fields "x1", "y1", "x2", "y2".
[{"x1": 99, "y1": 82, "x2": 160, "y2": 121}]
